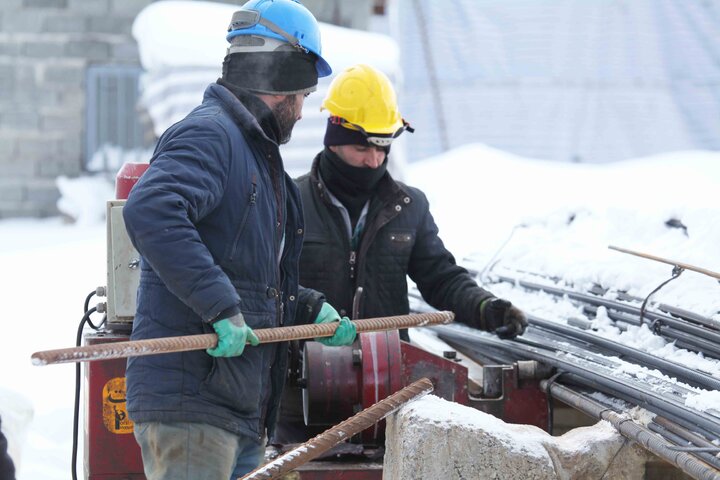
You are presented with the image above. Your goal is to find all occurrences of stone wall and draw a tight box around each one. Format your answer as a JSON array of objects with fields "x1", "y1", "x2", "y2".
[{"x1": 0, "y1": 0, "x2": 152, "y2": 218}]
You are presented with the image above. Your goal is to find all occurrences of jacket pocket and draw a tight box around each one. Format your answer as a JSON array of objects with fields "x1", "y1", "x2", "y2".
[
  {"x1": 198, "y1": 311, "x2": 272, "y2": 413},
  {"x1": 226, "y1": 180, "x2": 257, "y2": 262}
]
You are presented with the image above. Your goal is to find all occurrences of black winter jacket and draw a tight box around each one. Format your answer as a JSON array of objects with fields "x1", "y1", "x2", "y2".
[
  {"x1": 123, "y1": 84, "x2": 322, "y2": 442},
  {"x1": 295, "y1": 153, "x2": 494, "y2": 331}
]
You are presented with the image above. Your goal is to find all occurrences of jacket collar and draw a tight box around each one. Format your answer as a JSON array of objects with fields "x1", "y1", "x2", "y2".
[{"x1": 203, "y1": 83, "x2": 277, "y2": 146}]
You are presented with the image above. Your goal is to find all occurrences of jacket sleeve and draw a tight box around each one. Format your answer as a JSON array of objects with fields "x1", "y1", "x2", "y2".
[
  {"x1": 123, "y1": 118, "x2": 241, "y2": 322},
  {"x1": 407, "y1": 190, "x2": 494, "y2": 328},
  {"x1": 296, "y1": 285, "x2": 326, "y2": 325}
]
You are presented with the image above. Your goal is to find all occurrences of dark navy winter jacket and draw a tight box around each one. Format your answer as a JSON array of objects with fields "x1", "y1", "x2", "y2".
[{"x1": 123, "y1": 83, "x2": 319, "y2": 442}]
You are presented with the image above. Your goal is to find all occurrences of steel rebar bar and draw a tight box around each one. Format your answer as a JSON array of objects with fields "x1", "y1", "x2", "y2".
[
  {"x1": 31, "y1": 311, "x2": 454, "y2": 366},
  {"x1": 240, "y1": 377, "x2": 434, "y2": 480},
  {"x1": 542, "y1": 380, "x2": 720, "y2": 480}
]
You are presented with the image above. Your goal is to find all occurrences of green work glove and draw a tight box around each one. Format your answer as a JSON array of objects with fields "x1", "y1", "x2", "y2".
[
  {"x1": 313, "y1": 302, "x2": 357, "y2": 346},
  {"x1": 207, "y1": 313, "x2": 260, "y2": 357}
]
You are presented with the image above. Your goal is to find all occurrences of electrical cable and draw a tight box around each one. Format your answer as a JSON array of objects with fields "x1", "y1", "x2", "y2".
[{"x1": 72, "y1": 290, "x2": 106, "y2": 480}]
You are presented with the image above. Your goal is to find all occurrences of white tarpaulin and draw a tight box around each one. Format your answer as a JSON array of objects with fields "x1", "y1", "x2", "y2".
[{"x1": 395, "y1": 0, "x2": 720, "y2": 163}]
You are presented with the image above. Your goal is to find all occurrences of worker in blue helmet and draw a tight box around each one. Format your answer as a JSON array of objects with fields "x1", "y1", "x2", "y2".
[{"x1": 123, "y1": 1, "x2": 353, "y2": 479}]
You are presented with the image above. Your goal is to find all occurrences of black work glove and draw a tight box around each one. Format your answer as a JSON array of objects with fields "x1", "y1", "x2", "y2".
[{"x1": 479, "y1": 297, "x2": 528, "y2": 339}]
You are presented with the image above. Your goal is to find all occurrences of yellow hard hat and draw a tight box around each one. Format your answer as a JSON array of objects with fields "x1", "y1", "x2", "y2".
[{"x1": 321, "y1": 64, "x2": 406, "y2": 136}]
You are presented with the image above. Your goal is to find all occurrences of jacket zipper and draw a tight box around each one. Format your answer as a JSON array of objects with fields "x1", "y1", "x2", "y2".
[{"x1": 349, "y1": 250, "x2": 357, "y2": 279}]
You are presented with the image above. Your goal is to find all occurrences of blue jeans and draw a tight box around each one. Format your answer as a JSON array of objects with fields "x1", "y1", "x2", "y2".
[{"x1": 134, "y1": 421, "x2": 265, "y2": 479}]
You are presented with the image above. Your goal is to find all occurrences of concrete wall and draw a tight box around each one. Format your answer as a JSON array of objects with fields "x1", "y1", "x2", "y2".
[{"x1": 0, "y1": 0, "x2": 152, "y2": 218}]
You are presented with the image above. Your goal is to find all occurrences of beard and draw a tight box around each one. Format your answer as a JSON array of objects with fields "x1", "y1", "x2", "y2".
[{"x1": 272, "y1": 95, "x2": 300, "y2": 145}]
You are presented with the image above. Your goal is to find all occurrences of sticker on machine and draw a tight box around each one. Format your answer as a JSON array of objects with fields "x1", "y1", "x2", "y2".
[{"x1": 102, "y1": 377, "x2": 134, "y2": 434}]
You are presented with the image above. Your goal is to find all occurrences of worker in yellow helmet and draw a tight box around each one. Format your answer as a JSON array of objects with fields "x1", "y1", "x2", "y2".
[{"x1": 273, "y1": 64, "x2": 528, "y2": 444}]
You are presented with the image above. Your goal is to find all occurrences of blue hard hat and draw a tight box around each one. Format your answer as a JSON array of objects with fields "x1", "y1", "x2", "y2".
[{"x1": 227, "y1": 0, "x2": 332, "y2": 77}]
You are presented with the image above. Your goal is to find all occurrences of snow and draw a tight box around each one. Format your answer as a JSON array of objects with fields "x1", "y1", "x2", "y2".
[
  {"x1": 3, "y1": 1, "x2": 720, "y2": 475},
  {"x1": 132, "y1": 0, "x2": 399, "y2": 74},
  {"x1": 3, "y1": 146, "x2": 720, "y2": 478}
]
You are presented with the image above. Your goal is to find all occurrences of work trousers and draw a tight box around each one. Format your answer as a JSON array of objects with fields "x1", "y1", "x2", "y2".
[{"x1": 134, "y1": 421, "x2": 265, "y2": 480}]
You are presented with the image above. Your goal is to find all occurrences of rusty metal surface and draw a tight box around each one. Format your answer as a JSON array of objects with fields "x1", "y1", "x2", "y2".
[
  {"x1": 303, "y1": 343, "x2": 360, "y2": 426},
  {"x1": 241, "y1": 378, "x2": 434, "y2": 480},
  {"x1": 32, "y1": 311, "x2": 455, "y2": 365},
  {"x1": 400, "y1": 341, "x2": 469, "y2": 405}
]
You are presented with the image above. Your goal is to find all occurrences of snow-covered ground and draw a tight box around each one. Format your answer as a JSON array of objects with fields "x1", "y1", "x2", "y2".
[{"x1": 3, "y1": 145, "x2": 720, "y2": 478}]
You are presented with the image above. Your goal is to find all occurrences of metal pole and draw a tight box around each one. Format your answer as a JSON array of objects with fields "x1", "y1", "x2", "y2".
[
  {"x1": 608, "y1": 245, "x2": 720, "y2": 280},
  {"x1": 240, "y1": 377, "x2": 434, "y2": 480},
  {"x1": 31, "y1": 311, "x2": 454, "y2": 366}
]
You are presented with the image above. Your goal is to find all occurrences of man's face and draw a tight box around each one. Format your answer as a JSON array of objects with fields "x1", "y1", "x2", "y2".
[
  {"x1": 273, "y1": 93, "x2": 305, "y2": 145},
  {"x1": 330, "y1": 144, "x2": 387, "y2": 169}
]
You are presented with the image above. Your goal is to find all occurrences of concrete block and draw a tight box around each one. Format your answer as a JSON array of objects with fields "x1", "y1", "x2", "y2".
[
  {"x1": 17, "y1": 136, "x2": 59, "y2": 160},
  {"x1": 66, "y1": 40, "x2": 110, "y2": 61},
  {"x1": 59, "y1": 132, "x2": 83, "y2": 158},
  {"x1": 0, "y1": 64, "x2": 14, "y2": 91},
  {"x1": 23, "y1": 0, "x2": 68, "y2": 8},
  {"x1": 68, "y1": 0, "x2": 110, "y2": 14},
  {"x1": 0, "y1": 135, "x2": 18, "y2": 157},
  {"x1": 0, "y1": 181, "x2": 25, "y2": 202},
  {"x1": 41, "y1": 112, "x2": 83, "y2": 133},
  {"x1": 2, "y1": 110, "x2": 40, "y2": 130},
  {"x1": 0, "y1": 40, "x2": 22, "y2": 57},
  {"x1": 25, "y1": 178, "x2": 61, "y2": 205},
  {"x1": 110, "y1": 42, "x2": 139, "y2": 62},
  {"x1": 384, "y1": 395, "x2": 648, "y2": 480},
  {"x1": 42, "y1": 63, "x2": 84, "y2": 86},
  {"x1": 87, "y1": 15, "x2": 134, "y2": 35},
  {"x1": 2, "y1": 11, "x2": 50, "y2": 33},
  {"x1": 2, "y1": 156, "x2": 37, "y2": 177},
  {"x1": 13, "y1": 64, "x2": 36, "y2": 85},
  {"x1": 43, "y1": 14, "x2": 87, "y2": 33},
  {"x1": 110, "y1": 0, "x2": 152, "y2": 16},
  {"x1": 22, "y1": 41, "x2": 67, "y2": 58},
  {"x1": 37, "y1": 156, "x2": 81, "y2": 177}
]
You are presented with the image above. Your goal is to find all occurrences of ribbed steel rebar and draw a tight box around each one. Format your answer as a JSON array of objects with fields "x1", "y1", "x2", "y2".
[
  {"x1": 529, "y1": 315, "x2": 720, "y2": 391},
  {"x1": 492, "y1": 273, "x2": 720, "y2": 352},
  {"x1": 31, "y1": 311, "x2": 454, "y2": 365},
  {"x1": 648, "y1": 423, "x2": 720, "y2": 470},
  {"x1": 434, "y1": 325, "x2": 720, "y2": 438},
  {"x1": 542, "y1": 380, "x2": 720, "y2": 480},
  {"x1": 240, "y1": 377, "x2": 434, "y2": 480}
]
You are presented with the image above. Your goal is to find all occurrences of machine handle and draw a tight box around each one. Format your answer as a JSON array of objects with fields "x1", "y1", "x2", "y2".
[
  {"x1": 240, "y1": 377, "x2": 435, "y2": 480},
  {"x1": 31, "y1": 311, "x2": 454, "y2": 366}
]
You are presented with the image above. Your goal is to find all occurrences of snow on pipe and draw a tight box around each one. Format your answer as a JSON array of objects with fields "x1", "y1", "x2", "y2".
[
  {"x1": 541, "y1": 380, "x2": 720, "y2": 480},
  {"x1": 240, "y1": 377, "x2": 434, "y2": 480},
  {"x1": 490, "y1": 272, "x2": 720, "y2": 351},
  {"x1": 30, "y1": 311, "x2": 454, "y2": 366}
]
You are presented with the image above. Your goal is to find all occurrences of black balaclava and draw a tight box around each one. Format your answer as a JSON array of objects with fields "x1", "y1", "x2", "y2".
[{"x1": 318, "y1": 147, "x2": 387, "y2": 227}]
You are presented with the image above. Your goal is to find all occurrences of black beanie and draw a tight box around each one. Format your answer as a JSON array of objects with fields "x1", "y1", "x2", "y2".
[
  {"x1": 222, "y1": 51, "x2": 318, "y2": 95},
  {"x1": 323, "y1": 118, "x2": 393, "y2": 155}
]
